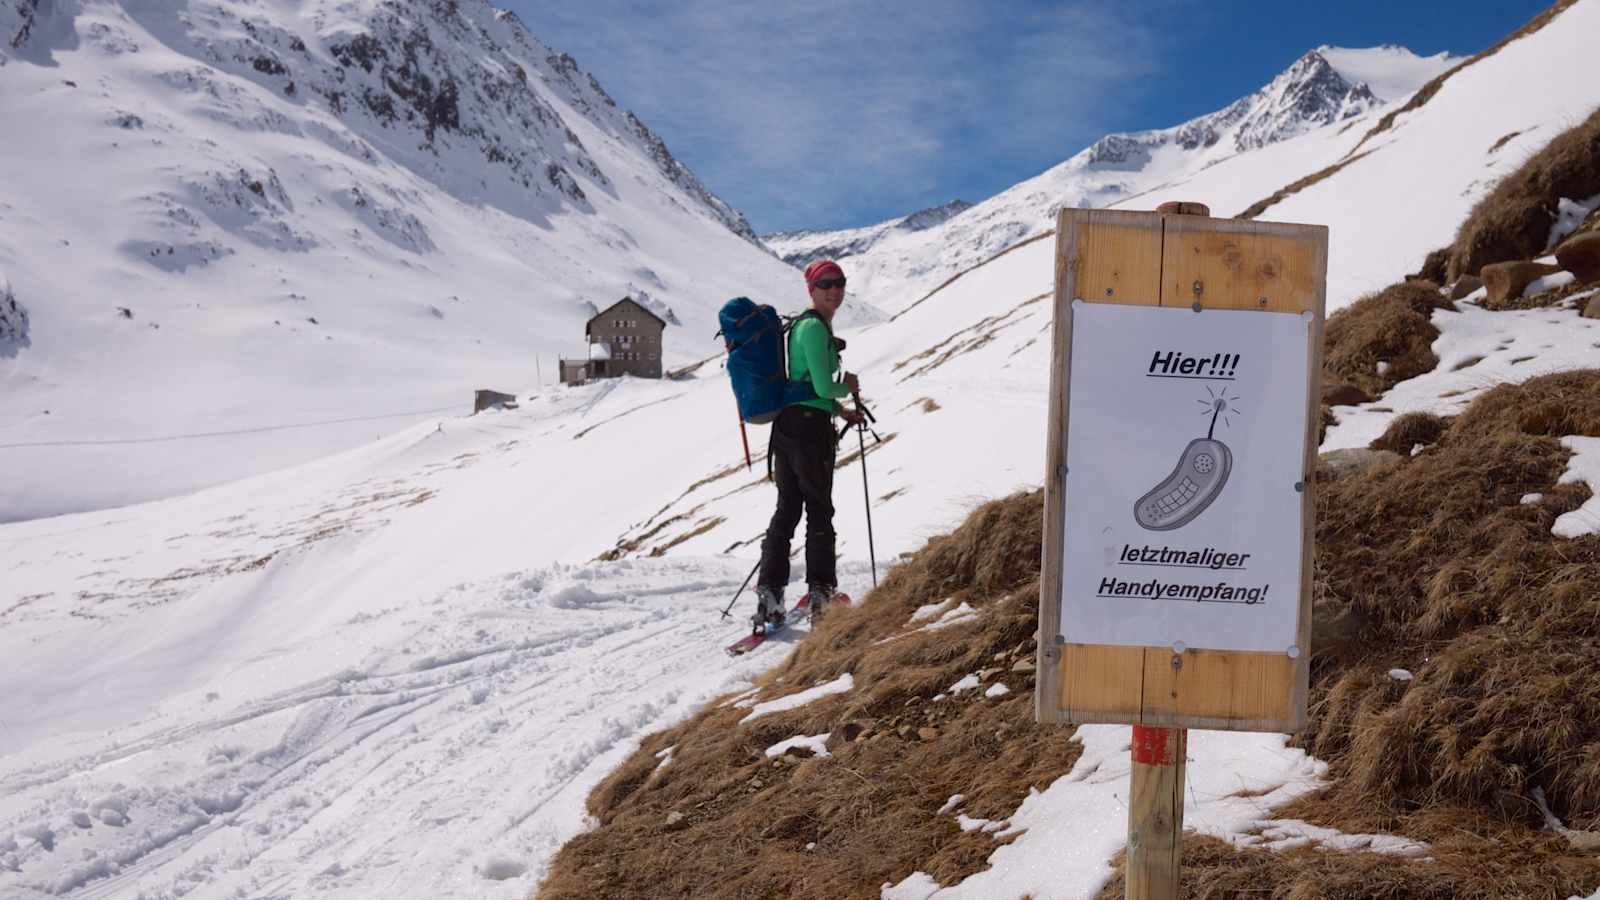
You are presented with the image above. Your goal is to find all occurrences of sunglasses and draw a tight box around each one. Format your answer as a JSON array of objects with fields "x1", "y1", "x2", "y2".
[{"x1": 811, "y1": 276, "x2": 847, "y2": 291}]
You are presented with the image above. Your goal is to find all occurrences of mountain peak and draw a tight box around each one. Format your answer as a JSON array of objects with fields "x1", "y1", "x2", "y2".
[{"x1": 1313, "y1": 44, "x2": 1465, "y2": 101}]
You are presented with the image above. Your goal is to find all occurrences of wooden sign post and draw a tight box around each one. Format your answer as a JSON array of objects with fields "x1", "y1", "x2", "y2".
[{"x1": 1035, "y1": 202, "x2": 1327, "y2": 898}]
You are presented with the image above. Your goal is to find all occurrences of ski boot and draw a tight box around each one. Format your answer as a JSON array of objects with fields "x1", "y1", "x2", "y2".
[
  {"x1": 752, "y1": 586, "x2": 786, "y2": 633},
  {"x1": 805, "y1": 585, "x2": 835, "y2": 626}
]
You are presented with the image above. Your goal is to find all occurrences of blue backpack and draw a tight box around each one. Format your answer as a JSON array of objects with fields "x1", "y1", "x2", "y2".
[{"x1": 718, "y1": 297, "x2": 816, "y2": 424}]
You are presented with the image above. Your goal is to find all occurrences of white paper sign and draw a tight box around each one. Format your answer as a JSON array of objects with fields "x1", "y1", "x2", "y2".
[{"x1": 1059, "y1": 301, "x2": 1310, "y2": 653}]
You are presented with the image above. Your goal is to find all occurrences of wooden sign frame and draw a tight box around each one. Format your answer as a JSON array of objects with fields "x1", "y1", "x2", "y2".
[{"x1": 1035, "y1": 208, "x2": 1327, "y2": 733}]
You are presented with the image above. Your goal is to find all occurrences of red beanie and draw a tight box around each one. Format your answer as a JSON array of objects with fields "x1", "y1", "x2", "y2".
[{"x1": 804, "y1": 259, "x2": 844, "y2": 285}]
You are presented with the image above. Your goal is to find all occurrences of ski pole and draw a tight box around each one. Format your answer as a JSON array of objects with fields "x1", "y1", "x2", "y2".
[
  {"x1": 853, "y1": 394, "x2": 879, "y2": 589},
  {"x1": 721, "y1": 560, "x2": 762, "y2": 619}
]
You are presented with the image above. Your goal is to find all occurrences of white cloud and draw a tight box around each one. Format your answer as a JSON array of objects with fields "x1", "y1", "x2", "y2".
[{"x1": 517, "y1": 0, "x2": 1171, "y2": 230}]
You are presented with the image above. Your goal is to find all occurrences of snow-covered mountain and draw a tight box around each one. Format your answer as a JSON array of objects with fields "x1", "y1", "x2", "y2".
[
  {"x1": 761, "y1": 198, "x2": 972, "y2": 270},
  {"x1": 778, "y1": 45, "x2": 1458, "y2": 309},
  {"x1": 0, "y1": 0, "x2": 800, "y2": 520}
]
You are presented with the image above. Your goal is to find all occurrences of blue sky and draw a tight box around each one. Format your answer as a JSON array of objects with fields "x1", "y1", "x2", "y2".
[{"x1": 512, "y1": 1, "x2": 1554, "y2": 235}]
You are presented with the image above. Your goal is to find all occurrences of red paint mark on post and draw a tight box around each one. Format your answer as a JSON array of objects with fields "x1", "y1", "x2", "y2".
[{"x1": 1131, "y1": 725, "x2": 1186, "y2": 765}]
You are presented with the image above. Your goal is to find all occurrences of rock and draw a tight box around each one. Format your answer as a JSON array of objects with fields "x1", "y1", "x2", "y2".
[
  {"x1": 1311, "y1": 596, "x2": 1370, "y2": 654},
  {"x1": 1556, "y1": 232, "x2": 1600, "y2": 284},
  {"x1": 1446, "y1": 275, "x2": 1484, "y2": 300},
  {"x1": 749, "y1": 778, "x2": 763, "y2": 790},
  {"x1": 917, "y1": 727, "x2": 940, "y2": 741},
  {"x1": 1481, "y1": 260, "x2": 1562, "y2": 305},
  {"x1": 1322, "y1": 382, "x2": 1373, "y2": 406},
  {"x1": 1583, "y1": 294, "x2": 1600, "y2": 320},
  {"x1": 977, "y1": 668, "x2": 1001, "y2": 681},
  {"x1": 1562, "y1": 829, "x2": 1600, "y2": 853},
  {"x1": 836, "y1": 721, "x2": 872, "y2": 743},
  {"x1": 664, "y1": 811, "x2": 687, "y2": 831},
  {"x1": 1316, "y1": 448, "x2": 1402, "y2": 480},
  {"x1": 1011, "y1": 657, "x2": 1036, "y2": 673},
  {"x1": 771, "y1": 756, "x2": 792, "y2": 768},
  {"x1": 897, "y1": 725, "x2": 915, "y2": 740}
]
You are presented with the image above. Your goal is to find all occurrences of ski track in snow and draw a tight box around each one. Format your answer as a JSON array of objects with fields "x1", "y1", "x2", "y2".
[{"x1": 0, "y1": 554, "x2": 798, "y2": 899}]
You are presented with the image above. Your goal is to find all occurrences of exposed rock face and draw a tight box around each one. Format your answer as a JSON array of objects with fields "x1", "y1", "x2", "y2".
[
  {"x1": 5, "y1": 0, "x2": 758, "y2": 246},
  {"x1": 1081, "y1": 50, "x2": 1380, "y2": 169},
  {"x1": 0, "y1": 273, "x2": 27, "y2": 353},
  {"x1": 1447, "y1": 275, "x2": 1484, "y2": 300},
  {"x1": 1482, "y1": 260, "x2": 1563, "y2": 304},
  {"x1": 1556, "y1": 232, "x2": 1600, "y2": 284},
  {"x1": 1322, "y1": 382, "x2": 1375, "y2": 406}
]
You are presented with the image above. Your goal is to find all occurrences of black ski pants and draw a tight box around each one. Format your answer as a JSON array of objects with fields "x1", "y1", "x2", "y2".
[{"x1": 758, "y1": 405, "x2": 837, "y2": 595}]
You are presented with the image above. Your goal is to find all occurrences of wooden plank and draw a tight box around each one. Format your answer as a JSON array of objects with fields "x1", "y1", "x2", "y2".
[
  {"x1": 1040, "y1": 209, "x2": 1164, "y2": 726},
  {"x1": 1160, "y1": 215, "x2": 1326, "y2": 313},
  {"x1": 1035, "y1": 215, "x2": 1077, "y2": 723},
  {"x1": 1140, "y1": 647, "x2": 1297, "y2": 731},
  {"x1": 1126, "y1": 727, "x2": 1187, "y2": 900},
  {"x1": 1059, "y1": 643, "x2": 1146, "y2": 719}
]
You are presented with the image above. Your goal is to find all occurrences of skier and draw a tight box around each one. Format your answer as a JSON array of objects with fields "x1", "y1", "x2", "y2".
[{"x1": 752, "y1": 259, "x2": 863, "y2": 630}]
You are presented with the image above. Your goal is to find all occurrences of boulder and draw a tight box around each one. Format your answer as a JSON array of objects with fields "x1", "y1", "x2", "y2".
[
  {"x1": 1316, "y1": 448, "x2": 1402, "y2": 481},
  {"x1": 1582, "y1": 294, "x2": 1600, "y2": 320},
  {"x1": 1311, "y1": 597, "x2": 1371, "y2": 656},
  {"x1": 1556, "y1": 232, "x2": 1600, "y2": 284},
  {"x1": 1481, "y1": 261, "x2": 1562, "y2": 305},
  {"x1": 1322, "y1": 382, "x2": 1374, "y2": 407},
  {"x1": 1447, "y1": 275, "x2": 1483, "y2": 300}
]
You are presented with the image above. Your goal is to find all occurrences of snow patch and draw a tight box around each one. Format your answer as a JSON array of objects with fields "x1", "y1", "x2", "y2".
[
  {"x1": 1549, "y1": 194, "x2": 1600, "y2": 249},
  {"x1": 1524, "y1": 271, "x2": 1575, "y2": 297},
  {"x1": 764, "y1": 733, "x2": 831, "y2": 759},
  {"x1": 1245, "y1": 818, "x2": 1429, "y2": 857},
  {"x1": 1553, "y1": 436, "x2": 1600, "y2": 539},
  {"x1": 984, "y1": 683, "x2": 1011, "y2": 698},
  {"x1": 741, "y1": 674, "x2": 855, "y2": 723},
  {"x1": 956, "y1": 814, "x2": 1007, "y2": 833},
  {"x1": 947, "y1": 674, "x2": 980, "y2": 694},
  {"x1": 908, "y1": 599, "x2": 955, "y2": 623}
]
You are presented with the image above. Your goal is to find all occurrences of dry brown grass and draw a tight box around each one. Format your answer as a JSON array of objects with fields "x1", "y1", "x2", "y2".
[
  {"x1": 542, "y1": 369, "x2": 1600, "y2": 899},
  {"x1": 540, "y1": 490, "x2": 1076, "y2": 899},
  {"x1": 1098, "y1": 831, "x2": 1599, "y2": 899},
  {"x1": 1368, "y1": 411, "x2": 1448, "y2": 453},
  {"x1": 1296, "y1": 371, "x2": 1600, "y2": 838},
  {"x1": 1323, "y1": 281, "x2": 1455, "y2": 396},
  {"x1": 1448, "y1": 106, "x2": 1600, "y2": 280}
]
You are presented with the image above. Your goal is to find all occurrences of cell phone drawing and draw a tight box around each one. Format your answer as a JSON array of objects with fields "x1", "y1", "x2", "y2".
[{"x1": 1134, "y1": 391, "x2": 1237, "y2": 531}]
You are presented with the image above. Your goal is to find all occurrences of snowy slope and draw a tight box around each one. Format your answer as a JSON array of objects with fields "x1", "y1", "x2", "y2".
[
  {"x1": 0, "y1": 0, "x2": 797, "y2": 520},
  {"x1": 774, "y1": 45, "x2": 1459, "y2": 311},
  {"x1": 761, "y1": 199, "x2": 972, "y2": 270}
]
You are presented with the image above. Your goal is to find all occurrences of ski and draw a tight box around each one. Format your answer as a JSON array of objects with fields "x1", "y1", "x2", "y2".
[
  {"x1": 725, "y1": 626, "x2": 775, "y2": 657},
  {"x1": 786, "y1": 591, "x2": 852, "y2": 624},
  {"x1": 725, "y1": 592, "x2": 855, "y2": 657}
]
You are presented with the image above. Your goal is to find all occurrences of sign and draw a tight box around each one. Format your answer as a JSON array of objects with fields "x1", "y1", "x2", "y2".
[
  {"x1": 1036, "y1": 207, "x2": 1326, "y2": 733},
  {"x1": 1060, "y1": 302, "x2": 1311, "y2": 654}
]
